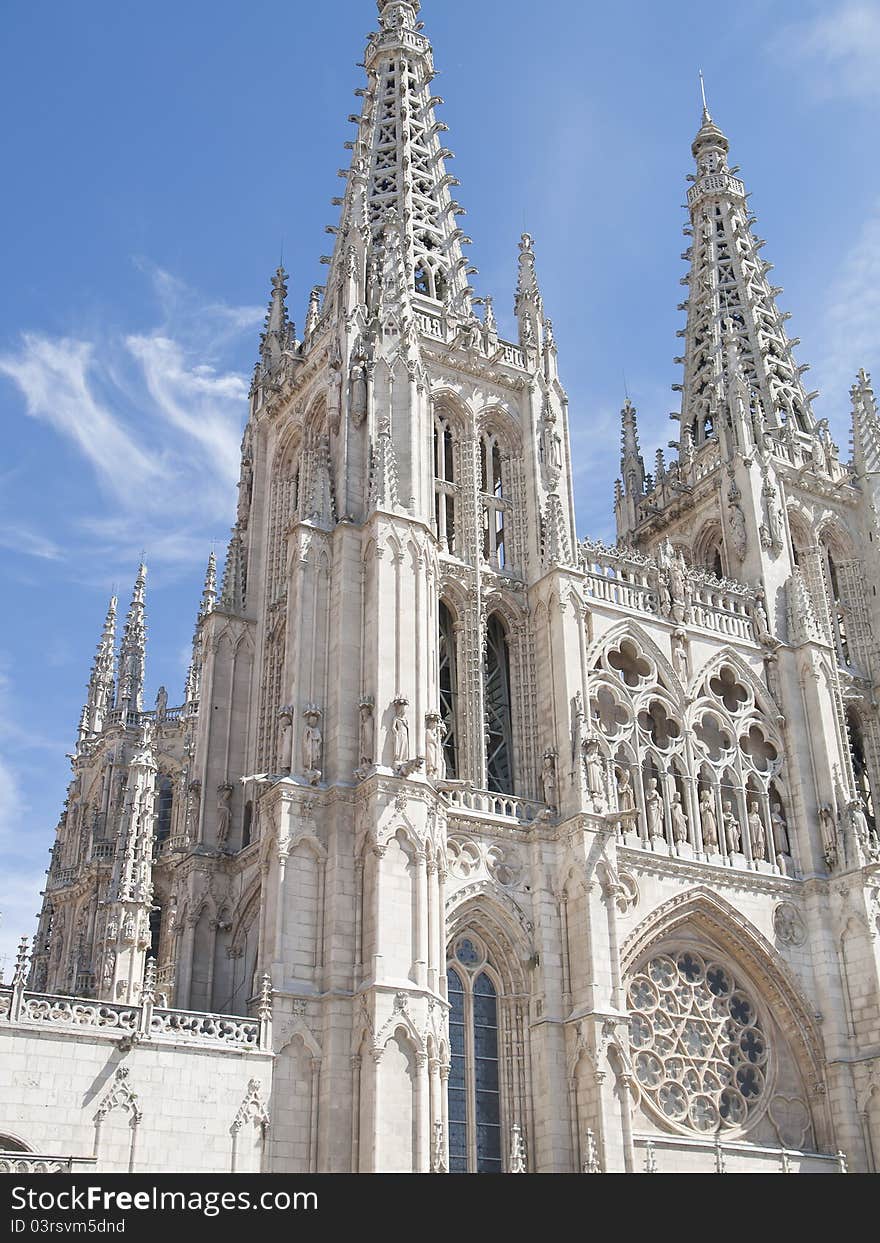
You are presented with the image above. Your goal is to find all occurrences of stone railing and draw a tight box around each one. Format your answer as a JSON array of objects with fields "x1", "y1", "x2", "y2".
[
  {"x1": 47, "y1": 867, "x2": 78, "y2": 889},
  {"x1": 0, "y1": 984, "x2": 269, "y2": 1052},
  {"x1": 91, "y1": 840, "x2": 115, "y2": 861},
  {"x1": 686, "y1": 171, "x2": 746, "y2": 205},
  {"x1": 443, "y1": 786, "x2": 545, "y2": 825},
  {"x1": 499, "y1": 342, "x2": 525, "y2": 369},
  {"x1": 415, "y1": 310, "x2": 445, "y2": 340},
  {"x1": 634, "y1": 1132, "x2": 843, "y2": 1175},
  {"x1": 0, "y1": 1153, "x2": 96, "y2": 1174},
  {"x1": 155, "y1": 834, "x2": 189, "y2": 857},
  {"x1": 578, "y1": 538, "x2": 756, "y2": 643}
]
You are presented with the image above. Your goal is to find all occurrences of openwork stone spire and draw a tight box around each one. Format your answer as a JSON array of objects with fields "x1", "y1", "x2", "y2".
[
  {"x1": 260, "y1": 266, "x2": 295, "y2": 371},
  {"x1": 676, "y1": 105, "x2": 817, "y2": 454},
  {"x1": 115, "y1": 565, "x2": 146, "y2": 716},
  {"x1": 620, "y1": 399, "x2": 645, "y2": 497},
  {"x1": 185, "y1": 551, "x2": 217, "y2": 707},
  {"x1": 81, "y1": 594, "x2": 117, "y2": 740},
  {"x1": 220, "y1": 528, "x2": 246, "y2": 614},
  {"x1": 323, "y1": 0, "x2": 474, "y2": 321},
  {"x1": 851, "y1": 369, "x2": 880, "y2": 477}
]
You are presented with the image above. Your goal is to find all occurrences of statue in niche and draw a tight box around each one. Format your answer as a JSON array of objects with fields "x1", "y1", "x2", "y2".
[
  {"x1": 668, "y1": 550, "x2": 690, "y2": 624},
  {"x1": 425, "y1": 713, "x2": 443, "y2": 779},
  {"x1": 819, "y1": 804, "x2": 837, "y2": 869},
  {"x1": 302, "y1": 707, "x2": 323, "y2": 785},
  {"x1": 673, "y1": 632, "x2": 689, "y2": 686},
  {"x1": 350, "y1": 363, "x2": 368, "y2": 427},
  {"x1": 186, "y1": 779, "x2": 201, "y2": 842},
  {"x1": 727, "y1": 502, "x2": 748, "y2": 562},
  {"x1": 542, "y1": 749, "x2": 558, "y2": 811},
  {"x1": 770, "y1": 800, "x2": 790, "y2": 858},
  {"x1": 237, "y1": 457, "x2": 253, "y2": 526},
  {"x1": 278, "y1": 707, "x2": 294, "y2": 774},
  {"x1": 645, "y1": 778, "x2": 665, "y2": 839},
  {"x1": 392, "y1": 698, "x2": 410, "y2": 766},
  {"x1": 723, "y1": 802, "x2": 742, "y2": 854},
  {"x1": 358, "y1": 698, "x2": 375, "y2": 774},
  {"x1": 101, "y1": 949, "x2": 116, "y2": 991},
  {"x1": 583, "y1": 736, "x2": 606, "y2": 808},
  {"x1": 122, "y1": 913, "x2": 136, "y2": 944},
  {"x1": 848, "y1": 799, "x2": 871, "y2": 847},
  {"x1": 751, "y1": 587, "x2": 778, "y2": 648},
  {"x1": 155, "y1": 686, "x2": 168, "y2": 721},
  {"x1": 670, "y1": 791, "x2": 689, "y2": 845},
  {"x1": 216, "y1": 784, "x2": 233, "y2": 848},
  {"x1": 747, "y1": 800, "x2": 766, "y2": 860},
  {"x1": 616, "y1": 767, "x2": 635, "y2": 816},
  {"x1": 699, "y1": 788, "x2": 719, "y2": 850}
]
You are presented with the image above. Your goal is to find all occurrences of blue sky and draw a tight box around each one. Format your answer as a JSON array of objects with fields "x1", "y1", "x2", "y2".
[{"x1": 1, "y1": 0, "x2": 879, "y2": 973}]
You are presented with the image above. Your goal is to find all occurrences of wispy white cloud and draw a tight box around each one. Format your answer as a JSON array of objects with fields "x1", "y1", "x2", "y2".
[
  {"x1": 0, "y1": 267, "x2": 261, "y2": 574},
  {"x1": 775, "y1": 2, "x2": 880, "y2": 100},
  {"x1": 816, "y1": 201, "x2": 880, "y2": 421},
  {"x1": 0, "y1": 335, "x2": 160, "y2": 501}
]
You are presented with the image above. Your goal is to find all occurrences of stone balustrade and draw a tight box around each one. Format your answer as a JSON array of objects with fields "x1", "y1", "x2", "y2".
[
  {"x1": 443, "y1": 785, "x2": 545, "y2": 824},
  {"x1": 578, "y1": 538, "x2": 757, "y2": 642},
  {"x1": 0, "y1": 1154, "x2": 96, "y2": 1174},
  {"x1": 0, "y1": 985, "x2": 264, "y2": 1051}
]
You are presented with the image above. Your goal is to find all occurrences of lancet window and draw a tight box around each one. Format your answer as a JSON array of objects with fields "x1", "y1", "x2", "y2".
[
  {"x1": 155, "y1": 775, "x2": 173, "y2": 844},
  {"x1": 480, "y1": 433, "x2": 511, "y2": 571},
  {"x1": 484, "y1": 613, "x2": 514, "y2": 794},
  {"x1": 438, "y1": 601, "x2": 459, "y2": 779},
  {"x1": 447, "y1": 936, "x2": 503, "y2": 1173},
  {"x1": 433, "y1": 416, "x2": 458, "y2": 555}
]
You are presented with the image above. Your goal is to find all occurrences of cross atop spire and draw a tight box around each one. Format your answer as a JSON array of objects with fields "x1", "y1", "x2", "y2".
[{"x1": 260, "y1": 266, "x2": 295, "y2": 370}]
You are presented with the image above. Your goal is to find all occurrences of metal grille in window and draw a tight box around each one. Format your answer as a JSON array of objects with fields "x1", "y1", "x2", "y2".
[
  {"x1": 438, "y1": 602, "x2": 459, "y2": 779},
  {"x1": 485, "y1": 614, "x2": 513, "y2": 794},
  {"x1": 628, "y1": 951, "x2": 768, "y2": 1135}
]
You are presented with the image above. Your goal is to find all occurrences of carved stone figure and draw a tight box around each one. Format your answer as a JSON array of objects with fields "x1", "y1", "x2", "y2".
[
  {"x1": 668, "y1": 551, "x2": 689, "y2": 623},
  {"x1": 186, "y1": 779, "x2": 201, "y2": 842},
  {"x1": 542, "y1": 749, "x2": 558, "y2": 811},
  {"x1": 278, "y1": 707, "x2": 294, "y2": 774},
  {"x1": 425, "y1": 712, "x2": 443, "y2": 779},
  {"x1": 583, "y1": 736, "x2": 606, "y2": 807},
  {"x1": 646, "y1": 778, "x2": 664, "y2": 839},
  {"x1": 616, "y1": 766, "x2": 635, "y2": 815},
  {"x1": 751, "y1": 587, "x2": 778, "y2": 648},
  {"x1": 771, "y1": 800, "x2": 790, "y2": 858},
  {"x1": 699, "y1": 788, "x2": 718, "y2": 850},
  {"x1": 155, "y1": 686, "x2": 168, "y2": 720},
  {"x1": 216, "y1": 784, "x2": 233, "y2": 848},
  {"x1": 723, "y1": 802, "x2": 741, "y2": 854},
  {"x1": 392, "y1": 697, "x2": 410, "y2": 766},
  {"x1": 302, "y1": 707, "x2": 323, "y2": 785},
  {"x1": 727, "y1": 502, "x2": 748, "y2": 562},
  {"x1": 122, "y1": 913, "x2": 136, "y2": 944},
  {"x1": 849, "y1": 799, "x2": 871, "y2": 847},
  {"x1": 358, "y1": 698, "x2": 375, "y2": 772},
  {"x1": 819, "y1": 804, "x2": 837, "y2": 869},
  {"x1": 747, "y1": 800, "x2": 766, "y2": 860},
  {"x1": 673, "y1": 632, "x2": 689, "y2": 686},
  {"x1": 670, "y1": 791, "x2": 689, "y2": 844}
]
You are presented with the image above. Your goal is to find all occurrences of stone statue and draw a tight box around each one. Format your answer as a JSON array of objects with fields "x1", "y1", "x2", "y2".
[
  {"x1": 278, "y1": 706, "x2": 294, "y2": 774},
  {"x1": 616, "y1": 766, "x2": 635, "y2": 815},
  {"x1": 392, "y1": 698, "x2": 410, "y2": 766},
  {"x1": 186, "y1": 780, "x2": 201, "y2": 842},
  {"x1": 670, "y1": 791, "x2": 689, "y2": 845},
  {"x1": 819, "y1": 804, "x2": 837, "y2": 868},
  {"x1": 216, "y1": 784, "x2": 233, "y2": 848},
  {"x1": 747, "y1": 800, "x2": 766, "y2": 860},
  {"x1": 723, "y1": 802, "x2": 742, "y2": 854},
  {"x1": 302, "y1": 707, "x2": 323, "y2": 785},
  {"x1": 155, "y1": 686, "x2": 168, "y2": 720},
  {"x1": 645, "y1": 778, "x2": 664, "y2": 840},
  {"x1": 358, "y1": 699, "x2": 375, "y2": 772},
  {"x1": 728, "y1": 503, "x2": 748, "y2": 562},
  {"x1": 542, "y1": 749, "x2": 558, "y2": 811},
  {"x1": 425, "y1": 713, "x2": 442, "y2": 779},
  {"x1": 699, "y1": 788, "x2": 718, "y2": 850},
  {"x1": 751, "y1": 587, "x2": 777, "y2": 648},
  {"x1": 101, "y1": 949, "x2": 116, "y2": 990},
  {"x1": 770, "y1": 800, "x2": 790, "y2": 857},
  {"x1": 673, "y1": 633, "x2": 689, "y2": 686},
  {"x1": 583, "y1": 736, "x2": 606, "y2": 807},
  {"x1": 668, "y1": 551, "x2": 689, "y2": 623}
]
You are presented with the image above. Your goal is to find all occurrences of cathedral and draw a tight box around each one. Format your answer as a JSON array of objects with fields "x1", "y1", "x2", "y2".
[{"x1": 3, "y1": 0, "x2": 880, "y2": 1176}]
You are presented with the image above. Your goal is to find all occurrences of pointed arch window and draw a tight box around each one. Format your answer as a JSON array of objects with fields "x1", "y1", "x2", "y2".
[
  {"x1": 155, "y1": 775, "x2": 173, "y2": 844},
  {"x1": 847, "y1": 707, "x2": 875, "y2": 832},
  {"x1": 447, "y1": 936, "x2": 503, "y2": 1173},
  {"x1": 438, "y1": 601, "x2": 459, "y2": 779},
  {"x1": 485, "y1": 613, "x2": 514, "y2": 793},
  {"x1": 822, "y1": 545, "x2": 851, "y2": 667},
  {"x1": 433, "y1": 417, "x2": 458, "y2": 555},
  {"x1": 480, "y1": 433, "x2": 511, "y2": 570}
]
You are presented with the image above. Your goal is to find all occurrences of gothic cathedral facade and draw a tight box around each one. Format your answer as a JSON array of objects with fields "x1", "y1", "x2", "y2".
[{"x1": 4, "y1": 0, "x2": 880, "y2": 1175}]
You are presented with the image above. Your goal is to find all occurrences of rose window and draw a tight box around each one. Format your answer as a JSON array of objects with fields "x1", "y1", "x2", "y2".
[{"x1": 628, "y1": 951, "x2": 768, "y2": 1134}]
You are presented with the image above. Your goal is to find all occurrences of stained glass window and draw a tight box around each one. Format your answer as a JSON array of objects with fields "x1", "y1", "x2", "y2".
[{"x1": 447, "y1": 942, "x2": 504, "y2": 1173}]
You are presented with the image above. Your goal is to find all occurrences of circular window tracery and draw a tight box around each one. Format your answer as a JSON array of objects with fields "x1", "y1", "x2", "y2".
[{"x1": 628, "y1": 951, "x2": 768, "y2": 1135}]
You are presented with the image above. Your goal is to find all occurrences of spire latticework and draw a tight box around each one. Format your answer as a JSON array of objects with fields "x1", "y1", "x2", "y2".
[
  {"x1": 677, "y1": 109, "x2": 817, "y2": 453},
  {"x1": 115, "y1": 565, "x2": 147, "y2": 717},
  {"x1": 851, "y1": 369, "x2": 880, "y2": 477},
  {"x1": 260, "y1": 266, "x2": 295, "y2": 373},
  {"x1": 322, "y1": 0, "x2": 474, "y2": 325}
]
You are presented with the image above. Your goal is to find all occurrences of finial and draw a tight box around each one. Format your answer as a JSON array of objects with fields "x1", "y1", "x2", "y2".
[{"x1": 699, "y1": 69, "x2": 711, "y2": 123}]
